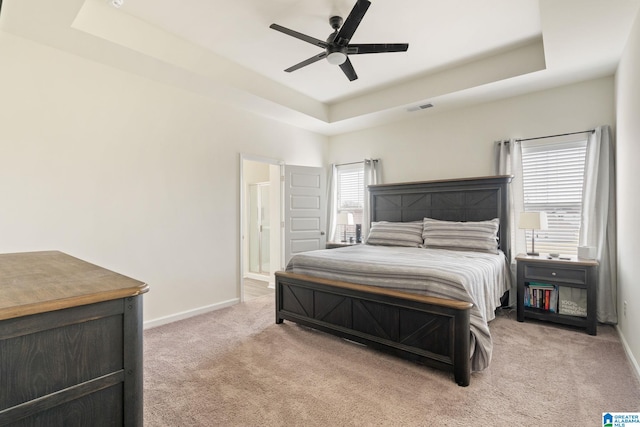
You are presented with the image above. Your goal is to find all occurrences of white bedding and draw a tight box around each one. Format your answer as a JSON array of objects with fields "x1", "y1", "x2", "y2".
[{"x1": 285, "y1": 244, "x2": 511, "y2": 371}]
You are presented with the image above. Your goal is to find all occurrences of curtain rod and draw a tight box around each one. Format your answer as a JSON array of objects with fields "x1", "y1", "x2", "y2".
[
  {"x1": 336, "y1": 159, "x2": 379, "y2": 166},
  {"x1": 515, "y1": 129, "x2": 594, "y2": 143}
]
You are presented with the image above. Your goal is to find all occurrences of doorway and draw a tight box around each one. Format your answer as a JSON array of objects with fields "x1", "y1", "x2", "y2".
[
  {"x1": 240, "y1": 156, "x2": 282, "y2": 301},
  {"x1": 240, "y1": 157, "x2": 327, "y2": 302},
  {"x1": 248, "y1": 182, "x2": 270, "y2": 277}
]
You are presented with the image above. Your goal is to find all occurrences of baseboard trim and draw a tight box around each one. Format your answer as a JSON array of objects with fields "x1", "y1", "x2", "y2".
[
  {"x1": 245, "y1": 273, "x2": 270, "y2": 282},
  {"x1": 616, "y1": 325, "x2": 640, "y2": 382},
  {"x1": 144, "y1": 298, "x2": 240, "y2": 329}
]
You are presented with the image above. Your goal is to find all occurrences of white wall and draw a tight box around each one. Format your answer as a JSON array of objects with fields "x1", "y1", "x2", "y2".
[
  {"x1": 615, "y1": 9, "x2": 640, "y2": 375},
  {"x1": 329, "y1": 72, "x2": 640, "y2": 372},
  {"x1": 329, "y1": 77, "x2": 615, "y2": 183},
  {"x1": 0, "y1": 33, "x2": 327, "y2": 323}
]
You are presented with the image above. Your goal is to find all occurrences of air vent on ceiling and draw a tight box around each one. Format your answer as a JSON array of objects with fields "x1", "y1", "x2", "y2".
[{"x1": 407, "y1": 103, "x2": 434, "y2": 112}]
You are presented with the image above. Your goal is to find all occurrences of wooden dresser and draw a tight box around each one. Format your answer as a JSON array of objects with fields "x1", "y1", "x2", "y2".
[{"x1": 0, "y1": 251, "x2": 149, "y2": 426}]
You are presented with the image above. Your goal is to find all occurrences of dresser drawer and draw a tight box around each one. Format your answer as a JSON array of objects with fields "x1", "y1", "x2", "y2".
[{"x1": 523, "y1": 264, "x2": 586, "y2": 284}]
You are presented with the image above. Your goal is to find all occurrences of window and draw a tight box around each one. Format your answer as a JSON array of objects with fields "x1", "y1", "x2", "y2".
[
  {"x1": 336, "y1": 163, "x2": 364, "y2": 242},
  {"x1": 521, "y1": 138, "x2": 587, "y2": 255}
]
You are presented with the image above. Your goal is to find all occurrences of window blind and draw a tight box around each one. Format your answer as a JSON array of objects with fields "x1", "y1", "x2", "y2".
[
  {"x1": 337, "y1": 163, "x2": 364, "y2": 210},
  {"x1": 336, "y1": 163, "x2": 364, "y2": 240},
  {"x1": 521, "y1": 139, "x2": 587, "y2": 255}
]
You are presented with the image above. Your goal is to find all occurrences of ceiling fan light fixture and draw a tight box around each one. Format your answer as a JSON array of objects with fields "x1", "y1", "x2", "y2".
[
  {"x1": 269, "y1": 0, "x2": 408, "y2": 81},
  {"x1": 326, "y1": 51, "x2": 347, "y2": 65}
]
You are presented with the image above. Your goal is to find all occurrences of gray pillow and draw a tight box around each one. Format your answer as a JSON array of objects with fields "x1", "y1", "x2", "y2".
[
  {"x1": 422, "y1": 217, "x2": 500, "y2": 254},
  {"x1": 366, "y1": 221, "x2": 424, "y2": 247}
]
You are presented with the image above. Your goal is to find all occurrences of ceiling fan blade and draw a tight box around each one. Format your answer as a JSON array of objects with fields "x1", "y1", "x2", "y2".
[
  {"x1": 269, "y1": 24, "x2": 328, "y2": 48},
  {"x1": 284, "y1": 52, "x2": 328, "y2": 72},
  {"x1": 347, "y1": 43, "x2": 409, "y2": 54},
  {"x1": 339, "y1": 58, "x2": 358, "y2": 81},
  {"x1": 335, "y1": 0, "x2": 371, "y2": 46}
]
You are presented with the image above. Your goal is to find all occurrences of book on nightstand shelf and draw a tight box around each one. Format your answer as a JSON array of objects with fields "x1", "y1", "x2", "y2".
[{"x1": 524, "y1": 282, "x2": 558, "y2": 313}]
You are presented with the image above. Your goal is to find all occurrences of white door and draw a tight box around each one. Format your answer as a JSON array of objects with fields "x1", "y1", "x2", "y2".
[{"x1": 283, "y1": 165, "x2": 326, "y2": 266}]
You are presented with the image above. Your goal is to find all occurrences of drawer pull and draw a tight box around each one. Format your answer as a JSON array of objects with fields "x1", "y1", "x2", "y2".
[{"x1": 552, "y1": 272, "x2": 556, "y2": 276}]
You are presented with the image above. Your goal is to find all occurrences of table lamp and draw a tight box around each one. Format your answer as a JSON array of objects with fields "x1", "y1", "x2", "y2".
[
  {"x1": 519, "y1": 211, "x2": 548, "y2": 256},
  {"x1": 337, "y1": 212, "x2": 354, "y2": 243}
]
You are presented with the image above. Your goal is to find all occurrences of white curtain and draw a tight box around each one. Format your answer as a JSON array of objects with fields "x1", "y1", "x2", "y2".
[
  {"x1": 496, "y1": 139, "x2": 524, "y2": 307},
  {"x1": 362, "y1": 159, "x2": 380, "y2": 239},
  {"x1": 327, "y1": 164, "x2": 338, "y2": 242},
  {"x1": 580, "y1": 125, "x2": 617, "y2": 324}
]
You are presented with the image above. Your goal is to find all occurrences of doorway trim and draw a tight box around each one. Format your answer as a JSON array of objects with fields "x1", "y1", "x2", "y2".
[{"x1": 239, "y1": 154, "x2": 284, "y2": 302}]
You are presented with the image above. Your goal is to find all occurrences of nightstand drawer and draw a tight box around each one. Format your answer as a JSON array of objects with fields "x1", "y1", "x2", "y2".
[{"x1": 523, "y1": 264, "x2": 586, "y2": 284}]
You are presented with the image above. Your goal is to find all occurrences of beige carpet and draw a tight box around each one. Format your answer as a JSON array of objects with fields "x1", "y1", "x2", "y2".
[{"x1": 144, "y1": 295, "x2": 640, "y2": 426}]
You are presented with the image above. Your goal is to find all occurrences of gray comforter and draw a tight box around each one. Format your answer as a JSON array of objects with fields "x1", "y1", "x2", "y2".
[{"x1": 285, "y1": 244, "x2": 511, "y2": 371}]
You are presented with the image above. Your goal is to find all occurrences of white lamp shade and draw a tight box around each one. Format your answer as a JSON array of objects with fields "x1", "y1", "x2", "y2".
[
  {"x1": 518, "y1": 211, "x2": 548, "y2": 230},
  {"x1": 337, "y1": 212, "x2": 354, "y2": 225}
]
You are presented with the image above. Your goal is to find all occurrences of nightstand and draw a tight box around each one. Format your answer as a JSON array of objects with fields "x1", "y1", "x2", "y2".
[{"x1": 516, "y1": 254, "x2": 598, "y2": 335}]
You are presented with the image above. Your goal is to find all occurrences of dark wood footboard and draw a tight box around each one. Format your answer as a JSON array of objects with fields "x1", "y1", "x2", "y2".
[{"x1": 275, "y1": 271, "x2": 473, "y2": 386}]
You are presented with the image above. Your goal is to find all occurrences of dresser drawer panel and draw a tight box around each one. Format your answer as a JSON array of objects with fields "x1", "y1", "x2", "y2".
[
  {"x1": 0, "y1": 314, "x2": 124, "y2": 409},
  {"x1": 523, "y1": 264, "x2": 586, "y2": 284}
]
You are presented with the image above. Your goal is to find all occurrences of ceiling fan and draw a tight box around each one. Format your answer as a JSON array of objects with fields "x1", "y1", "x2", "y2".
[{"x1": 269, "y1": 0, "x2": 409, "y2": 81}]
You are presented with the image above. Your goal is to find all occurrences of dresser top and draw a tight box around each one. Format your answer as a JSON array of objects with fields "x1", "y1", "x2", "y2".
[
  {"x1": 0, "y1": 251, "x2": 149, "y2": 321},
  {"x1": 516, "y1": 253, "x2": 598, "y2": 267}
]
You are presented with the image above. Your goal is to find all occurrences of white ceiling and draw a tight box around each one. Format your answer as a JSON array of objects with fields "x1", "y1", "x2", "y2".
[
  {"x1": 1, "y1": 0, "x2": 639, "y2": 135},
  {"x1": 122, "y1": 0, "x2": 543, "y2": 104}
]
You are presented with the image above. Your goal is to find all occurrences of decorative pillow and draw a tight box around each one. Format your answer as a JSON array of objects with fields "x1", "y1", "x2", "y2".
[
  {"x1": 422, "y1": 217, "x2": 500, "y2": 254},
  {"x1": 365, "y1": 221, "x2": 424, "y2": 247}
]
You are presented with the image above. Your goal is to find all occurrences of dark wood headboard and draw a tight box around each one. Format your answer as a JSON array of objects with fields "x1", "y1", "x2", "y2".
[{"x1": 369, "y1": 175, "x2": 513, "y2": 258}]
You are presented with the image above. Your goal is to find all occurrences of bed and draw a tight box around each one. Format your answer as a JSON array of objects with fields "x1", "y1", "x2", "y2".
[{"x1": 275, "y1": 175, "x2": 512, "y2": 386}]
